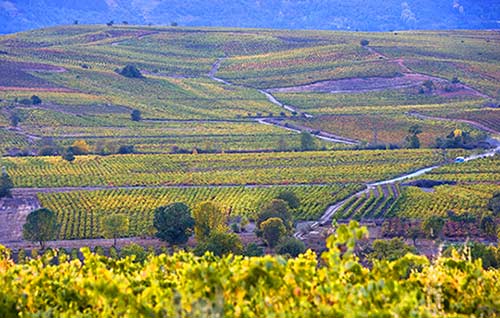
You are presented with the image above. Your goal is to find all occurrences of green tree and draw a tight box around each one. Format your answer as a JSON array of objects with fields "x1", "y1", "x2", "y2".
[
  {"x1": 62, "y1": 148, "x2": 75, "y2": 163},
  {"x1": 22, "y1": 208, "x2": 59, "y2": 249},
  {"x1": 120, "y1": 243, "x2": 147, "y2": 263},
  {"x1": 194, "y1": 231, "x2": 243, "y2": 257},
  {"x1": 368, "y1": 238, "x2": 417, "y2": 262},
  {"x1": 101, "y1": 214, "x2": 129, "y2": 247},
  {"x1": 261, "y1": 217, "x2": 286, "y2": 248},
  {"x1": 480, "y1": 213, "x2": 497, "y2": 238},
  {"x1": 257, "y1": 199, "x2": 292, "y2": 231},
  {"x1": 131, "y1": 109, "x2": 142, "y2": 121},
  {"x1": 487, "y1": 192, "x2": 500, "y2": 216},
  {"x1": 119, "y1": 65, "x2": 143, "y2": 78},
  {"x1": 30, "y1": 95, "x2": 42, "y2": 105},
  {"x1": 422, "y1": 216, "x2": 445, "y2": 239},
  {"x1": 276, "y1": 191, "x2": 300, "y2": 209},
  {"x1": 10, "y1": 113, "x2": 20, "y2": 127},
  {"x1": 275, "y1": 237, "x2": 306, "y2": 257},
  {"x1": 422, "y1": 80, "x2": 435, "y2": 92},
  {"x1": 405, "y1": 124, "x2": 422, "y2": 149},
  {"x1": 300, "y1": 131, "x2": 316, "y2": 151},
  {"x1": 0, "y1": 167, "x2": 14, "y2": 198},
  {"x1": 192, "y1": 201, "x2": 228, "y2": 242},
  {"x1": 153, "y1": 203, "x2": 194, "y2": 245}
]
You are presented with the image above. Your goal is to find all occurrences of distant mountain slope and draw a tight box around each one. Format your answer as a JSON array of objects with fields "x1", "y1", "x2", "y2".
[{"x1": 1, "y1": 0, "x2": 499, "y2": 34}]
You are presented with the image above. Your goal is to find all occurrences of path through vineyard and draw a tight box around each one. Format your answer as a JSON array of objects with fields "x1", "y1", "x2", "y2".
[{"x1": 296, "y1": 145, "x2": 500, "y2": 239}]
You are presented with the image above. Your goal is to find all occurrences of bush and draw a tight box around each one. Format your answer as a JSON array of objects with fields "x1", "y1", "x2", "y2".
[
  {"x1": 244, "y1": 243, "x2": 264, "y2": 256},
  {"x1": 118, "y1": 65, "x2": 143, "y2": 78},
  {"x1": 118, "y1": 145, "x2": 135, "y2": 154},
  {"x1": 131, "y1": 109, "x2": 142, "y2": 121},
  {"x1": 368, "y1": 238, "x2": 417, "y2": 262},
  {"x1": 31, "y1": 95, "x2": 42, "y2": 105},
  {"x1": 120, "y1": 243, "x2": 147, "y2": 263},
  {"x1": 487, "y1": 192, "x2": 500, "y2": 216},
  {"x1": 360, "y1": 39, "x2": 370, "y2": 46},
  {"x1": 194, "y1": 231, "x2": 243, "y2": 257},
  {"x1": 275, "y1": 237, "x2": 306, "y2": 257},
  {"x1": 0, "y1": 168, "x2": 14, "y2": 198},
  {"x1": 70, "y1": 140, "x2": 90, "y2": 155}
]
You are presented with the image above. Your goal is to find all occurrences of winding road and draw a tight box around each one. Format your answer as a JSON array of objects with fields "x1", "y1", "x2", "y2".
[{"x1": 296, "y1": 144, "x2": 500, "y2": 239}]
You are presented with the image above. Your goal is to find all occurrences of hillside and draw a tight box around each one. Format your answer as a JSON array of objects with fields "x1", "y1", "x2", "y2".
[
  {"x1": 1, "y1": 0, "x2": 500, "y2": 34},
  {"x1": 0, "y1": 25, "x2": 498, "y2": 156}
]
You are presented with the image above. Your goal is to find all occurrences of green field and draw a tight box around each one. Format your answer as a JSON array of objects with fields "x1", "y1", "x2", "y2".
[
  {"x1": 38, "y1": 184, "x2": 362, "y2": 239},
  {"x1": 0, "y1": 25, "x2": 498, "y2": 243},
  {"x1": 1, "y1": 26, "x2": 498, "y2": 154},
  {"x1": 1, "y1": 149, "x2": 464, "y2": 188}
]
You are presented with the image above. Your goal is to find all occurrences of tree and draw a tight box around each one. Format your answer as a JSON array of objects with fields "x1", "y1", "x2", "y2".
[
  {"x1": 119, "y1": 65, "x2": 143, "y2": 78},
  {"x1": 101, "y1": 214, "x2": 129, "y2": 247},
  {"x1": 408, "y1": 124, "x2": 422, "y2": 136},
  {"x1": 360, "y1": 39, "x2": 370, "y2": 46},
  {"x1": 404, "y1": 125, "x2": 422, "y2": 149},
  {"x1": 194, "y1": 231, "x2": 243, "y2": 257},
  {"x1": 480, "y1": 214, "x2": 497, "y2": 238},
  {"x1": 62, "y1": 148, "x2": 75, "y2": 163},
  {"x1": 192, "y1": 201, "x2": 228, "y2": 242},
  {"x1": 257, "y1": 199, "x2": 292, "y2": 231},
  {"x1": 131, "y1": 109, "x2": 142, "y2": 121},
  {"x1": 30, "y1": 95, "x2": 42, "y2": 105},
  {"x1": 300, "y1": 131, "x2": 316, "y2": 151},
  {"x1": 275, "y1": 237, "x2": 306, "y2": 257},
  {"x1": 106, "y1": 20, "x2": 114, "y2": 27},
  {"x1": 422, "y1": 216, "x2": 445, "y2": 239},
  {"x1": 22, "y1": 208, "x2": 59, "y2": 249},
  {"x1": 276, "y1": 191, "x2": 300, "y2": 209},
  {"x1": 118, "y1": 145, "x2": 135, "y2": 154},
  {"x1": 487, "y1": 192, "x2": 500, "y2": 216},
  {"x1": 10, "y1": 113, "x2": 21, "y2": 127},
  {"x1": 422, "y1": 80, "x2": 435, "y2": 92},
  {"x1": 153, "y1": 203, "x2": 195, "y2": 245},
  {"x1": 0, "y1": 167, "x2": 14, "y2": 198},
  {"x1": 70, "y1": 140, "x2": 90, "y2": 155},
  {"x1": 368, "y1": 238, "x2": 417, "y2": 262},
  {"x1": 261, "y1": 217, "x2": 286, "y2": 248},
  {"x1": 405, "y1": 135, "x2": 420, "y2": 149}
]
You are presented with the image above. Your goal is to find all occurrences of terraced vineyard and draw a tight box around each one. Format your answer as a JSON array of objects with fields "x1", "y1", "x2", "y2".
[
  {"x1": 334, "y1": 184, "x2": 401, "y2": 220},
  {"x1": 393, "y1": 183, "x2": 500, "y2": 219},
  {"x1": 1, "y1": 149, "x2": 463, "y2": 188},
  {"x1": 423, "y1": 155, "x2": 500, "y2": 182},
  {"x1": 39, "y1": 184, "x2": 362, "y2": 239},
  {"x1": 1, "y1": 26, "x2": 498, "y2": 154}
]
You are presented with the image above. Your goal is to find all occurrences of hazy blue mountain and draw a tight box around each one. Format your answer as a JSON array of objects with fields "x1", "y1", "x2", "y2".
[{"x1": 1, "y1": 0, "x2": 499, "y2": 34}]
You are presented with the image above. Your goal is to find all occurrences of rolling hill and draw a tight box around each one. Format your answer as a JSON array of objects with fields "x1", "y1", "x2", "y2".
[{"x1": 1, "y1": 0, "x2": 500, "y2": 34}]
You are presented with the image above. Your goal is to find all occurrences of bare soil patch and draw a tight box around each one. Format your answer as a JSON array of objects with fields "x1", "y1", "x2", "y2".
[{"x1": 269, "y1": 73, "x2": 439, "y2": 93}]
